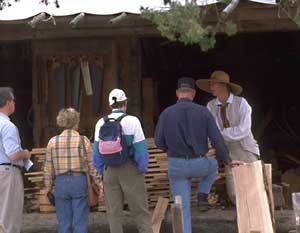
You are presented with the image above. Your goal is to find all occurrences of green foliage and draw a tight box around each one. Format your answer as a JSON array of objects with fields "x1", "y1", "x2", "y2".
[
  {"x1": 224, "y1": 20, "x2": 238, "y2": 36},
  {"x1": 141, "y1": 1, "x2": 237, "y2": 51},
  {"x1": 222, "y1": 0, "x2": 233, "y2": 5},
  {"x1": 293, "y1": 7, "x2": 300, "y2": 25}
]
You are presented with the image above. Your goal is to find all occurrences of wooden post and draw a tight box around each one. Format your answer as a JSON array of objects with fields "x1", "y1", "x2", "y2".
[
  {"x1": 152, "y1": 197, "x2": 169, "y2": 233},
  {"x1": 292, "y1": 193, "x2": 300, "y2": 233},
  {"x1": 171, "y1": 195, "x2": 184, "y2": 233},
  {"x1": 233, "y1": 161, "x2": 274, "y2": 233}
]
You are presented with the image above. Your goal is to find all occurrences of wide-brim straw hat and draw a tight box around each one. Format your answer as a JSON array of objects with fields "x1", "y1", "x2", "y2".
[{"x1": 196, "y1": 70, "x2": 243, "y2": 95}]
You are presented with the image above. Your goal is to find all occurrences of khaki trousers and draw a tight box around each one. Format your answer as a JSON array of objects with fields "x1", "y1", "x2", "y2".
[
  {"x1": 0, "y1": 166, "x2": 24, "y2": 233},
  {"x1": 103, "y1": 160, "x2": 153, "y2": 233},
  {"x1": 225, "y1": 142, "x2": 258, "y2": 205}
]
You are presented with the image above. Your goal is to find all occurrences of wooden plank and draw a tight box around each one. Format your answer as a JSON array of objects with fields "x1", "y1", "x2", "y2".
[
  {"x1": 152, "y1": 197, "x2": 169, "y2": 233},
  {"x1": 100, "y1": 41, "x2": 118, "y2": 117},
  {"x1": 233, "y1": 161, "x2": 274, "y2": 233},
  {"x1": 142, "y1": 78, "x2": 155, "y2": 137},
  {"x1": 265, "y1": 163, "x2": 275, "y2": 225}
]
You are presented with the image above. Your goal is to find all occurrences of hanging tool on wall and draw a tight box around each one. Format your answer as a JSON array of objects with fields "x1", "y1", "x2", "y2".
[
  {"x1": 90, "y1": 62, "x2": 103, "y2": 114},
  {"x1": 80, "y1": 58, "x2": 93, "y2": 96}
]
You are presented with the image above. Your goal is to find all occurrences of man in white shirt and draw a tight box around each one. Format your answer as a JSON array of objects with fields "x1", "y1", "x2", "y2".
[
  {"x1": 0, "y1": 87, "x2": 31, "y2": 233},
  {"x1": 93, "y1": 89, "x2": 152, "y2": 233},
  {"x1": 196, "y1": 71, "x2": 259, "y2": 205}
]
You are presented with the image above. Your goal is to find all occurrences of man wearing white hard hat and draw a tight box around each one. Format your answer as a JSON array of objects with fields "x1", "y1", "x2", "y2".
[{"x1": 93, "y1": 89, "x2": 153, "y2": 233}]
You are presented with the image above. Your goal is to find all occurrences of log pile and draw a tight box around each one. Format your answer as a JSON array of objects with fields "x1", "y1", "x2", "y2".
[{"x1": 24, "y1": 138, "x2": 221, "y2": 213}]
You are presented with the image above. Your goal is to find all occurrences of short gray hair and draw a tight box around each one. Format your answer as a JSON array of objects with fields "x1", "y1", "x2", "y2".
[
  {"x1": 177, "y1": 87, "x2": 195, "y2": 93},
  {"x1": 0, "y1": 87, "x2": 14, "y2": 108},
  {"x1": 56, "y1": 108, "x2": 80, "y2": 129}
]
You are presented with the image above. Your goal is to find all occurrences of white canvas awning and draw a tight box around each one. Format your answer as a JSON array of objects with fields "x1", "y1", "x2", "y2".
[{"x1": 0, "y1": 0, "x2": 277, "y2": 21}]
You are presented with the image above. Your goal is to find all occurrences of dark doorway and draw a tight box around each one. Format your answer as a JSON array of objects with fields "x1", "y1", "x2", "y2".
[{"x1": 0, "y1": 41, "x2": 33, "y2": 149}]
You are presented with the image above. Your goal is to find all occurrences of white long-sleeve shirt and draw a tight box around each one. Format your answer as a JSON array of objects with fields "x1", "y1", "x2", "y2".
[{"x1": 207, "y1": 93, "x2": 260, "y2": 156}]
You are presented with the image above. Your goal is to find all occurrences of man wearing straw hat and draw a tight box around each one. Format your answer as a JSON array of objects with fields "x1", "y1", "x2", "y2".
[{"x1": 196, "y1": 71, "x2": 260, "y2": 205}]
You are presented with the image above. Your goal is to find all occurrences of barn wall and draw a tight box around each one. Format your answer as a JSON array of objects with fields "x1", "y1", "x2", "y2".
[{"x1": 31, "y1": 36, "x2": 142, "y2": 147}]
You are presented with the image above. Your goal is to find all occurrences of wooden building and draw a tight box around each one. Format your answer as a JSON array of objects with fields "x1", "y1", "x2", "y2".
[{"x1": 0, "y1": 1, "x2": 299, "y2": 161}]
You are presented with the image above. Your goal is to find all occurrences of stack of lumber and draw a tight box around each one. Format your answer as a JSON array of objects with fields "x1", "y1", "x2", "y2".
[
  {"x1": 24, "y1": 138, "x2": 220, "y2": 213},
  {"x1": 24, "y1": 148, "x2": 48, "y2": 213}
]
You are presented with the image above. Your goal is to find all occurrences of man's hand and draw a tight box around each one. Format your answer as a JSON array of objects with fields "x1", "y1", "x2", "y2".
[
  {"x1": 229, "y1": 160, "x2": 245, "y2": 167},
  {"x1": 10, "y1": 149, "x2": 31, "y2": 161},
  {"x1": 23, "y1": 149, "x2": 31, "y2": 159}
]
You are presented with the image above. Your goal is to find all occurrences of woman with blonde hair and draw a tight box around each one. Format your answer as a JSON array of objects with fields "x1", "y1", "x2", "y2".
[{"x1": 44, "y1": 108, "x2": 100, "y2": 233}]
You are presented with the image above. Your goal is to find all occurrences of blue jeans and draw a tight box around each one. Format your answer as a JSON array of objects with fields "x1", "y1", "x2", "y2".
[
  {"x1": 168, "y1": 157, "x2": 218, "y2": 233},
  {"x1": 55, "y1": 174, "x2": 89, "y2": 233}
]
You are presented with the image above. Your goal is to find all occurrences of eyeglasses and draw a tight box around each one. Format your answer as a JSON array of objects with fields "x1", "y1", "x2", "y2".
[{"x1": 11, "y1": 97, "x2": 16, "y2": 103}]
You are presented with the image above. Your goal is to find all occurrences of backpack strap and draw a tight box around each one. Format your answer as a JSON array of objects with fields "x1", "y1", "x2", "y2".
[
  {"x1": 116, "y1": 113, "x2": 128, "y2": 122},
  {"x1": 103, "y1": 116, "x2": 109, "y2": 122}
]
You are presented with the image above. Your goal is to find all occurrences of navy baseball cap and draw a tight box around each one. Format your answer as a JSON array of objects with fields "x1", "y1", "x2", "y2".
[{"x1": 177, "y1": 77, "x2": 195, "y2": 90}]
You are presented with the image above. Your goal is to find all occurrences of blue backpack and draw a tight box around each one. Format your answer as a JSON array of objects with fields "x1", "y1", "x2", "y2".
[{"x1": 98, "y1": 114, "x2": 129, "y2": 166}]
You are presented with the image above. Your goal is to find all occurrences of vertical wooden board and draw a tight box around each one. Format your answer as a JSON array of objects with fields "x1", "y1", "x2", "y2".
[
  {"x1": 114, "y1": 36, "x2": 142, "y2": 119},
  {"x1": 142, "y1": 78, "x2": 155, "y2": 137},
  {"x1": 65, "y1": 63, "x2": 73, "y2": 107},
  {"x1": 80, "y1": 60, "x2": 93, "y2": 96},
  {"x1": 265, "y1": 164, "x2": 275, "y2": 224},
  {"x1": 233, "y1": 161, "x2": 274, "y2": 233},
  {"x1": 129, "y1": 36, "x2": 142, "y2": 119},
  {"x1": 152, "y1": 197, "x2": 169, "y2": 233},
  {"x1": 101, "y1": 41, "x2": 118, "y2": 117},
  {"x1": 32, "y1": 55, "x2": 40, "y2": 147}
]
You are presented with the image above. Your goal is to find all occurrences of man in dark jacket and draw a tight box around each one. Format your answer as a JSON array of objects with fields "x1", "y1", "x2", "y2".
[{"x1": 154, "y1": 77, "x2": 242, "y2": 233}]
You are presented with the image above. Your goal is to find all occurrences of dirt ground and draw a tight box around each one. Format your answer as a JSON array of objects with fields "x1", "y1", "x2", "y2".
[
  {"x1": 21, "y1": 209, "x2": 237, "y2": 233},
  {"x1": 21, "y1": 209, "x2": 295, "y2": 233}
]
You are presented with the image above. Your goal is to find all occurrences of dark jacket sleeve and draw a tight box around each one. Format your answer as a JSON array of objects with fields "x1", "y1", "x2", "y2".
[
  {"x1": 154, "y1": 113, "x2": 167, "y2": 150},
  {"x1": 206, "y1": 111, "x2": 230, "y2": 162}
]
